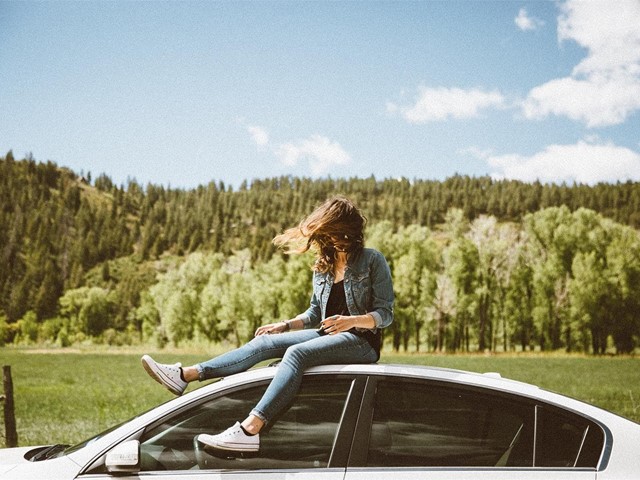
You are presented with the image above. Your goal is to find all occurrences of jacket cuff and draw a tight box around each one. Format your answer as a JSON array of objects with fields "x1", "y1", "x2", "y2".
[
  {"x1": 370, "y1": 311, "x2": 383, "y2": 328},
  {"x1": 299, "y1": 314, "x2": 312, "y2": 328}
]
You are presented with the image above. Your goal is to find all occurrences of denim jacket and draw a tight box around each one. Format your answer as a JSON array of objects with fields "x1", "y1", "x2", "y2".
[{"x1": 300, "y1": 248, "x2": 394, "y2": 330}]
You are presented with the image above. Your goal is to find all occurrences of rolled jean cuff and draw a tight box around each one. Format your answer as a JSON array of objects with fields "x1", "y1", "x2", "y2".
[
  {"x1": 195, "y1": 364, "x2": 205, "y2": 382},
  {"x1": 249, "y1": 408, "x2": 268, "y2": 424}
]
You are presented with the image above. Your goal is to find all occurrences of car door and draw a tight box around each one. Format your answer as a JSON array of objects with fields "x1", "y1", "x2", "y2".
[
  {"x1": 344, "y1": 376, "x2": 601, "y2": 480},
  {"x1": 82, "y1": 373, "x2": 362, "y2": 480}
]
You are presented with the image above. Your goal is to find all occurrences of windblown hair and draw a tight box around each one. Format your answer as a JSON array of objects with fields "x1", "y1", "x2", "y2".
[{"x1": 273, "y1": 196, "x2": 367, "y2": 273}]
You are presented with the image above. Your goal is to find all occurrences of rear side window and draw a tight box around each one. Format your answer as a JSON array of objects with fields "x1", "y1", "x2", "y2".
[
  {"x1": 366, "y1": 380, "x2": 534, "y2": 467},
  {"x1": 365, "y1": 378, "x2": 604, "y2": 469},
  {"x1": 535, "y1": 405, "x2": 604, "y2": 467}
]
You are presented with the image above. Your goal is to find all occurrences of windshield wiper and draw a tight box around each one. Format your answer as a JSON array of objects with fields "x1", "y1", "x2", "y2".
[{"x1": 28, "y1": 444, "x2": 70, "y2": 462}]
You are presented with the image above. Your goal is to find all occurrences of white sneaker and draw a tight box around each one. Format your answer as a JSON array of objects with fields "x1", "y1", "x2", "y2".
[
  {"x1": 197, "y1": 422, "x2": 260, "y2": 453},
  {"x1": 141, "y1": 354, "x2": 187, "y2": 396}
]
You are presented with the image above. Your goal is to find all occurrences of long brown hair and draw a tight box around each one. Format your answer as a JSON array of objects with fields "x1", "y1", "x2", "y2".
[{"x1": 273, "y1": 196, "x2": 367, "y2": 273}]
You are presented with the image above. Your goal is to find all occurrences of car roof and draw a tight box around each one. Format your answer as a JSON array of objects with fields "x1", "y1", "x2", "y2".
[{"x1": 228, "y1": 362, "x2": 542, "y2": 394}]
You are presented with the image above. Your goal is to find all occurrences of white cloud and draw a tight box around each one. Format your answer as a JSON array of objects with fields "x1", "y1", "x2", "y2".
[
  {"x1": 244, "y1": 121, "x2": 351, "y2": 176},
  {"x1": 275, "y1": 134, "x2": 351, "y2": 175},
  {"x1": 558, "y1": 0, "x2": 640, "y2": 75},
  {"x1": 523, "y1": 0, "x2": 640, "y2": 127},
  {"x1": 475, "y1": 140, "x2": 640, "y2": 184},
  {"x1": 247, "y1": 125, "x2": 270, "y2": 148},
  {"x1": 515, "y1": 7, "x2": 544, "y2": 31},
  {"x1": 389, "y1": 86, "x2": 506, "y2": 123},
  {"x1": 244, "y1": 119, "x2": 351, "y2": 176},
  {"x1": 523, "y1": 74, "x2": 640, "y2": 128}
]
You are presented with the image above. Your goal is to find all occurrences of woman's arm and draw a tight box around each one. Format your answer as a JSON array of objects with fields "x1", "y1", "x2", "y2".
[
  {"x1": 298, "y1": 274, "x2": 322, "y2": 328},
  {"x1": 254, "y1": 316, "x2": 306, "y2": 336},
  {"x1": 255, "y1": 272, "x2": 323, "y2": 336},
  {"x1": 367, "y1": 250, "x2": 394, "y2": 328}
]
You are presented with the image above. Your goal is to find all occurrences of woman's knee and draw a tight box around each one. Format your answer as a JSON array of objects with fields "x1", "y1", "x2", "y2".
[
  {"x1": 281, "y1": 342, "x2": 310, "y2": 368},
  {"x1": 242, "y1": 334, "x2": 275, "y2": 354}
]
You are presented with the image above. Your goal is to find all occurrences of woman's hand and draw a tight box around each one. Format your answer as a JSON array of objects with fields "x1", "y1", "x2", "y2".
[
  {"x1": 255, "y1": 321, "x2": 288, "y2": 337},
  {"x1": 321, "y1": 314, "x2": 375, "y2": 334},
  {"x1": 320, "y1": 315, "x2": 356, "y2": 335}
]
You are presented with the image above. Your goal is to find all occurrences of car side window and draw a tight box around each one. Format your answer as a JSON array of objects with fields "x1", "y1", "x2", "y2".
[
  {"x1": 139, "y1": 376, "x2": 354, "y2": 471},
  {"x1": 365, "y1": 378, "x2": 605, "y2": 469},
  {"x1": 535, "y1": 405, "x2": 604, "y2": 468},
  {"x1": 366, "y1": 379, "x2": 535, "y2": 468}
]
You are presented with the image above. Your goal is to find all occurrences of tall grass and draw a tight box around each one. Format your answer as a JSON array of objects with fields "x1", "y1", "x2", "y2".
[
  {"x1": 1, "y1": 348, "x2": 203, "y2": 447},
  {"x1": 1, "y1": 347, "x2": 638, "y2": 448}
]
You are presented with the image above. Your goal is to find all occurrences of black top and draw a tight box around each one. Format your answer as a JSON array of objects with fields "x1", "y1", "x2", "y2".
[
  {"x1": 323, "y1": 280, "x2": 381, "y2": 357},
  {"x1": 325, "y1": 280, "x2": 350, "y2": 318}
]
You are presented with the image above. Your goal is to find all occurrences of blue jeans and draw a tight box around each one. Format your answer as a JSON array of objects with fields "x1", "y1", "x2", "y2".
[{"x1": 196, "y1": 329, "x2": 378, "y2": 424}]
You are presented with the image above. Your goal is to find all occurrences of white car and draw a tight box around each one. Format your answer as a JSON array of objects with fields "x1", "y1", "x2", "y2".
[{"x1": 1, "y1": 363, "x2": 639, "y2": 479}]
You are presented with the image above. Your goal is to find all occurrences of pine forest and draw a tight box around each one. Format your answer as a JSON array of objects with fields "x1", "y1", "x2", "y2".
[{"x1": 2, "y1": 151, "x2": 640, "y2": 354}]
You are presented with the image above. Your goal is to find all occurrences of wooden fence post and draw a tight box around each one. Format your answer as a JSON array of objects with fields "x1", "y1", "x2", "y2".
[{"x1": 2, "y1": 365, "x2": 18, "y2": 448}]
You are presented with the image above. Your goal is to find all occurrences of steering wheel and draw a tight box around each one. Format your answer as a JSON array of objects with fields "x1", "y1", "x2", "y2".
[{"x1": 194, "y1": 436, "x2": 216, "y2": 469}]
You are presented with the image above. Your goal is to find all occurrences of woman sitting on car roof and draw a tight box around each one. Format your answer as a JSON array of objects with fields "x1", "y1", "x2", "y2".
[{"x1": 141, "y1": 195, "x2": 394, "y2": 454}]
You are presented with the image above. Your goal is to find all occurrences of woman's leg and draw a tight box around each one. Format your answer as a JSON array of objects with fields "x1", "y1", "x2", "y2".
[
  {"x1": 143, "y1": 330, "x2": 321, "y2": 396},
  {"x1": 196, "y1": 332, "x2": 377, "y2": 452},
  {"x1": 250, "y1": 332, "x2": 377, "y2": 425},
  {"x1": 194, "y1": 329, "x2": 320, "y2": 381}
]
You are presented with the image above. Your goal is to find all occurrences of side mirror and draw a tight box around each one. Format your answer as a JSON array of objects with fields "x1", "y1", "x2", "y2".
[{"x1": 105, "y1": 440, "x2": 140, "y2": 474}]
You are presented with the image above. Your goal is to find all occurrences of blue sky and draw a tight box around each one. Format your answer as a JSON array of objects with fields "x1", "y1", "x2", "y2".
[{"x1": 1, "y1": 0, "x2": 639, "y2": 189}]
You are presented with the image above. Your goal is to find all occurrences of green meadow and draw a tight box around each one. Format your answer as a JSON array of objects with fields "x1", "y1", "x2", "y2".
[{"x1": 1, "y1": 347, "x2": 639, "y2": 448}]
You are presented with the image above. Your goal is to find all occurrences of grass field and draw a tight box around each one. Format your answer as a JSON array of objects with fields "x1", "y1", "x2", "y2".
[{"x1": 1, "y1": 347, "x2": 639, "y2": 448}]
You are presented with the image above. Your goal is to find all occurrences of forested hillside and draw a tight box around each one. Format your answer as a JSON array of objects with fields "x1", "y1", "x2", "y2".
[{"x1": 1, "y1": 152, "x2": 640, "y2": 353}]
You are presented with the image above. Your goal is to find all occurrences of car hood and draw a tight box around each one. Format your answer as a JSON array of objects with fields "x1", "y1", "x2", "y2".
[
  {"x1": 0, "y1": 446, "x2": 35, "y2": 465},
  {"x1": 0, "y1": 446, "x2": 82, "y2": 480},
  {"x1": 0, "y1": 446, "x2": 35, "y2": 475}
]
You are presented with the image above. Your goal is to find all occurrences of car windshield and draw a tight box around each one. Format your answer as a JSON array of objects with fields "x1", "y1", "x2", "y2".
[
  {"x1": 28, "y1": 421, "x2": 130, "y2": 463},
  {"x1": 55, "y1": 420, "x2": 130, "y2": 458},
  {"x1": 49, "y1": 401, "x2": 166, "y2": 460}
]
